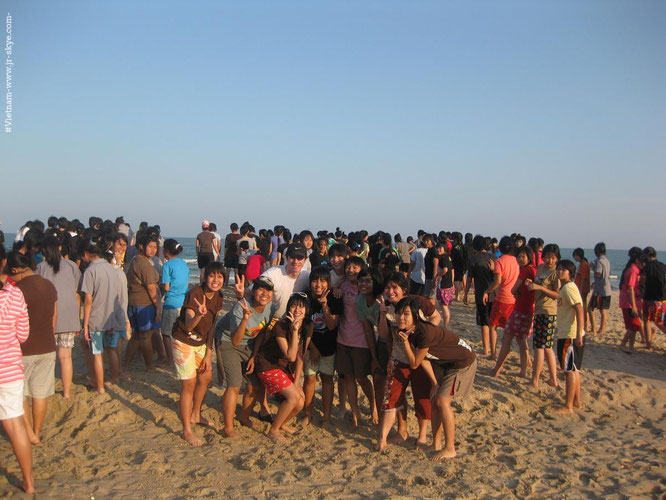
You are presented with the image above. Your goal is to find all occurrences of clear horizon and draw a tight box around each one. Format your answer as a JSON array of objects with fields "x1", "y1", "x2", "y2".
[{"x1": 2, "y1": 1, "x2": 665, "y2": 249}]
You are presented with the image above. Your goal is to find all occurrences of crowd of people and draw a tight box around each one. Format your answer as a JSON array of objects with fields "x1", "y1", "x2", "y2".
[{"x1": 1, "y1": 216, "x2": 665, "y2": 493}]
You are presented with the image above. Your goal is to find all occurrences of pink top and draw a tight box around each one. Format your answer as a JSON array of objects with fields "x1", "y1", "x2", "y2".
[
  {"x1": 494, "y1": 254, "x2": 520, "y2": 305},
  {"x1": 337, "y1": 279, "x2": 367, "y2": 348},
  {"x1": 619, "y1": 263, "x2": 642, "y2": 310},
  {"x1": 0, "y1": 283, "x2": 30, "y2": 385}
]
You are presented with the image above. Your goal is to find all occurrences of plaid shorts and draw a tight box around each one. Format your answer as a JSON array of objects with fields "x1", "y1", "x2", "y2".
[{"x1": 55, "y1": 331, "x2": 77, "y2": 349}]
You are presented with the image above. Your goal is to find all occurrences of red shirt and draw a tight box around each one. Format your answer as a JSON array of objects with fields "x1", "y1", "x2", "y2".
[
  {"x1": 246, "y1": 254, "x2": 266, "y2": 281},
  {"x1": 514, "y1": 265, "x2": 537, "y2": 314}
]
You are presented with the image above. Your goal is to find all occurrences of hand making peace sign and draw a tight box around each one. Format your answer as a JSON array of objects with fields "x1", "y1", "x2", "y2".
[
  {"x1": 234, "y1": 275, "x2": 246, "y2": 299},
  {"x1": 193, "y1": 295, "x2": 208, "y2": 317},
  {"x1": 239, "y1": 298, "x2": 253, "y2": 320}
]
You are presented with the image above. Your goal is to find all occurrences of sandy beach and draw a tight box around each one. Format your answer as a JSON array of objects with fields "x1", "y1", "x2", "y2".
[{"x1": 1, "y1": 289, "x2": 664, "y2": 498}]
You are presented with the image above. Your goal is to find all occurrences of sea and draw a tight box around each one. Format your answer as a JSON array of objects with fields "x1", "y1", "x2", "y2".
[{"x1": 3, "y1": 232, "x2": 650, "y2": 290}]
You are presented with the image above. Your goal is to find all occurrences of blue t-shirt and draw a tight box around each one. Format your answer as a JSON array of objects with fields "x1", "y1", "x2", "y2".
[{"x1": 161, "y1": 258, "x2": 190, "y2": 309}]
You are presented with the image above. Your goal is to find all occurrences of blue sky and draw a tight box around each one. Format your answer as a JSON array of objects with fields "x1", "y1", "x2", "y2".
[{"x1": 2, "y1": 0, "x2": 665, "y2": 249}]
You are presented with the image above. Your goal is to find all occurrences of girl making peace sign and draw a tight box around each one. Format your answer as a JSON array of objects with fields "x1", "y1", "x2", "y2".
[{"x1": 171, "y1": 262, "x2": 225, "y2": 446}]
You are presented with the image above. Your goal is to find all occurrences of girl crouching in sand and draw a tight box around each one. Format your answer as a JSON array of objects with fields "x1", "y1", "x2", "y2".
[
  {"x1": 170, "y1": 262, "x2": 225, "y2": 446},
  {"x1": 248, "y1": 292, "x2": 313, "y2": 442},
  {"x1": 397, "y1": 297, "x2": 477, "y2": 460}
]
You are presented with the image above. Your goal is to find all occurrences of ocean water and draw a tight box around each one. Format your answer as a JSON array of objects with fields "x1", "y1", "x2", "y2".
[{"x1": 1, "y1": 232, "x2": 652, "y2": 289}]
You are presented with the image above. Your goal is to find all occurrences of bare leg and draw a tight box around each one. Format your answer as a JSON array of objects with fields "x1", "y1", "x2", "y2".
[
  {"x1": 554, "y1": 371, "x2": 577, "y2": 414},
  {"x1": 489, "y1": 326, "x2": 498, "y2": 360},
  {"x1": 589, "y1": 308, "x2": 597, "y2": 335},
  {"x1": 372, "y1": 374, "x2": 386, "y2": 425},
  {"x1": 139, "y1": 330, "x2": 155, "y2": 371},
  {"x1": 527, "y1": 348, "x2": 544, "y2": 388},
  {"x1": 106, "y1": 347, "x2": 121, "y2": 383},
  {"x1": 344, "y1": 376, "x2": 361, "y2": 426},
  {"x1": 57, "y1": 346, "x2": 73, "y2": 398},
  {"x1": 268, "y1": 384, "x2": 304, "y2": 441},
  {"x1": 21, "y1": 401, "x2": 39, "y2": 445},
  {"x1": 416, "y1": 417, "x2": 429, "y2": 446},
  {"x1": 489, "y1": 333, "x2": 513, "y2": 377},
  {"x1": 358, "y1": 377, "x2": 378, "y2": 424},
  {"x1": 222, "y1": 386, "x2": 241, "y2": 437},
  {"x1": 190, "y1": 369, "x2": 213, "y2": 425},
  {"x1": 1, "y1": 417, "x2": 34, "y2": 493},
  {"x1": 376, "y1": 410, "x2": 396, "y2": 451},
  {"x1": 480, "y1": 325, "x2": 490, "y2": 356},
  {"x1": 441, "y1": 305, "x2": 451, "y2": 328},
  {"x1": 544, "y1": 348, "x2": 559, "y2": 387},
  {"x1": 179, "y1": 378, "x2": 203, "y2": 446},
  {"x1": 517, "y1": 337, "x2": 530, "y2": 377},
  {"x1": 337, "y1": 375, "x2": 348, "y2": 416},
  {"x1": 598, "y1": 309, "x2": 608, "y2": 336},
  {"x1": 431, "y1": 396, "x2": 456, "y2": 460},
  {"x1": 153, "y1": 330, "x2": 167, "y2": 364},
  {"x1": 162, "y1": 335, "x2": 173, "y2": 364},
  {"x1": 239, "y1": 384, "x2": 259, "y2": 426},
  {"x1": 321, "y1": 374, "x2": 334, "y2": 422},
  {"x1": 303, "y1": 374, "x2": 317, "y2": 424},
  {"x1": 81, "y1": 339, "x2": 95, "y2": 384},
  {"x1": 92, "y1": 353, "x2": 105, "y2": 393},
  {"x1": 30, "y1": 398, "x2": 48, "y2": 442}
]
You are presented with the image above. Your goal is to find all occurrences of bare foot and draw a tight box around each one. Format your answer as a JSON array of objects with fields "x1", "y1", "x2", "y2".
[
  {"x1": 22, "y1": 481, "x2": 35, "y2": 494},
  {"x1": 518, "y1": 372, "x2": 528, "y2": 379},
  {"x1": 239, "y1": 418, "x2": 255, "y2": 430},
  {"x1": 192, "y1": 415, "x2": 216, "y2": 430},
  {"x1": 303, "y1": 415, "x2": 312, "y2": 426},
  {"x1": 415, "y1": 439, "x2": 429, "y2": 449},
  {"x1": 524, "y1": 380, "x2": 539, "y2": 389},
  {"x1": 431, "y1": 448, "x2": 457, "y2": 460},
  {"x1": 280, "y1": 424, "x2": 297, "y2": 434},
  {"x1": 620, "y1": 345, "x2": 633, "y2": 354},
  {"x1": 546, "y1": 379, "x2": 560, "y2": 388},
  {"x1": 483, "y1": 368, "x2": 500, "y2": 378},
  {"x1": 96, "y1": 387, "x2": 106, "y2": 394},
  {"x1": 335, "y1": 408, "x2": 347, "y2": 421},
  {"x1": 375, "y1": 440, "x2": 387, "y2": 451},
  {"x1": 388, "y1": 431, "x2": 409, "y2": 444},
  {"x1": 350, "y1": 413, "x2": 359, "y2": 428},
  {"x1": 267, "y1": 430, "x2": 287, "y2": 442},
  {"x1": 371, "y1": 411, "x2": 379, "y2": 425},
  {"x1": 222, "y1": 428, "x2": 240, "y2": 438},
  {"x1": 553, "y1": 405, "x2": 574, "y2": 415},
  {"x1": 182, "y1": 430, "x2": 204, "y2": 446}
]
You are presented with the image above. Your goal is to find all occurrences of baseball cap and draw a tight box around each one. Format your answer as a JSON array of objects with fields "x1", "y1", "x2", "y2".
[
  {"x1": 286, "y1": 243, "x2": 307, "y2": 259},
  {"x1": 253, "y1": 276, "x2": 275, "y2": 291},
  {"x1": 201, "y1": 220, "x2": 210, "y2": 229}
]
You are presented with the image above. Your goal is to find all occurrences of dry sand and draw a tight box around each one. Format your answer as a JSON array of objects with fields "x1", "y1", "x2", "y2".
[{"x1": 1, "y1": 290, "x2": 665, "y2": 498}]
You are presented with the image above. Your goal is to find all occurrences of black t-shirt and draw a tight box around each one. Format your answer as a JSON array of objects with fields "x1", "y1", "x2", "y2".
[
  {"x1": 641, "y1": 260, "x2": 666, "y2": 301},
  {"x1": 451, "y1": 245, "x2": 466, "y2": 274},
  {"x1": 310, "y1": 252, "x2": 329, "y2": 269},
  {"x1": 468, "y1": 252, "x2": 496, "y2": 300},
  {"x1": 424, "y1": 248, "x2": 437, "y2": 280},
  {"x1": 438, "y1": 254, "x2": 454, "y2": 289},
  {"x1": 308, "y1": 292, "x2": 343, "y2": 357},
  {"x1": 368, "y1": 243, "x2": 383, "y2": 268}
]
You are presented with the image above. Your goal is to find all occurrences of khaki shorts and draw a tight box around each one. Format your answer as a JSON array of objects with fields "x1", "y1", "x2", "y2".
[
  {"x1": 304, "y1": 351, "x2": 336, "y2": 377},
  {"x1": 23, "y1": 352, "x2": 56, "y2": 399},
  {"x1": 434, "y1": 358, "x2": 477, "y2": 400},
  {"x1": 216, "y1": 340, "x2": 253, "y2": 388}
]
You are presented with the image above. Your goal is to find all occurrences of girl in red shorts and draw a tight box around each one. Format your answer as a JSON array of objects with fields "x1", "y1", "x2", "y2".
[
  {"x1": 619, "y1": 247, "x2": 644, "y2": 353},
  {"x1": 249, "y1": 293, "x2": 313, "y2": 442},
  {"x1": 488, "y1": 245, "x2": 537, "y2": 379}
]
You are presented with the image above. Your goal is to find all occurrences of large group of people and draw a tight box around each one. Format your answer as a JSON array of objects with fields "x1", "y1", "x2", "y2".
[{"x1": 1, "y1": 216, "x2": 664, "y2": 493}]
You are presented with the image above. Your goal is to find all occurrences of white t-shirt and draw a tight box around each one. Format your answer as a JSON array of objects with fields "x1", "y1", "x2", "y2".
[
  {"x1": 410, "y1": 248, "x2": 427, "y2": 284},
  {"x1": 212, "y1": 232, "x2": 222, "y2": 261},
  {"x1": 261, "y1": 265, "x2": 310, "y2": 318}
]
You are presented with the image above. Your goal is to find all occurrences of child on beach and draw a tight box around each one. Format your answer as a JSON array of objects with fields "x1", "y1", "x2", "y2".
[
  {"x1": 483, "y1": 236, "x2": 519, "y2": 360},
  {"x1": 638, "y1": 247, "x2": 666, "y2": 349},
  {"x1": 249, "y1": 293, "x2": 313, "y2": 441},
  {"x1": 553, "y1": 260, "x2": 585, "y2": 414},
  {"x1": 170, "y1": 262, "x2": 225, "y2": 446},
  {"x1": 572, "y1": 248, "x2": 591, "y2": 332},
  {"x1": 303, "y1": 267, "x2": 343, "y2": 425},
  {"x1": 464, "y1": 235, "x2": 496, "y2": 356},
  {"x1": 434, "y1": 242, "x2": 454, "y2": 327},
  {"x1": 216, "y1": 276, "x2": 274, "y2": 437},
  {"x1": 589, "y1": 242, "x2": 612, "y2": 336},
  {"x1": 487, "y1": 245, "x2": 536, "y2": 378},
  {"x1": 377, "y1": 271, "x2": 440, "y2": 447},
  {"x1": 160, "y1": 239, "x2": 189, "y2": 365},
  {"x1": 335, "y1": 256, "x2": 378, "y2": 426},
  {"x1": 398, "y1": 297, "x2": 477, "y2": 460},
  {"x1": 619, "y1": 247, "x2": 644, "y2": 353},
  {"x1": 525, "y1": 244, "x2": 560, "y2": 388}
]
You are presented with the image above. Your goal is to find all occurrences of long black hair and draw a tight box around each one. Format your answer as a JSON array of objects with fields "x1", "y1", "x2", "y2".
[
  {"x1": 42, "y1": 236, "x2": 62, "y2": 273},
  {"x1": 619, "y1": 247, "x2": 642, "y2": 290}
]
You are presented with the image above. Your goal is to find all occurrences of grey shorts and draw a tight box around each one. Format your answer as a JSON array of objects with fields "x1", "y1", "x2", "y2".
[
  {"x1": 23, "y1": 352, "x2": 56, "y2": 399},
  {"x1": 216, "y1": 340, "x2": 253, "y2": 388},
  {"x1": 161, "y1": 308, "x2": 180, "y2": 337}
]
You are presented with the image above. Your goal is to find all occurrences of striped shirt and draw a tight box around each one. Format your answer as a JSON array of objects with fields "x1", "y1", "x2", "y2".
[{"x1": 0, "y1": 283, "x2": 30, "y2": 384}]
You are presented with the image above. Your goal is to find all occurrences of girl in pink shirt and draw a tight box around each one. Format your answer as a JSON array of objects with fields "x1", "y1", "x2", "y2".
[{"x1": 619, "y1": 247, "x2": 644, "y2": 353}]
